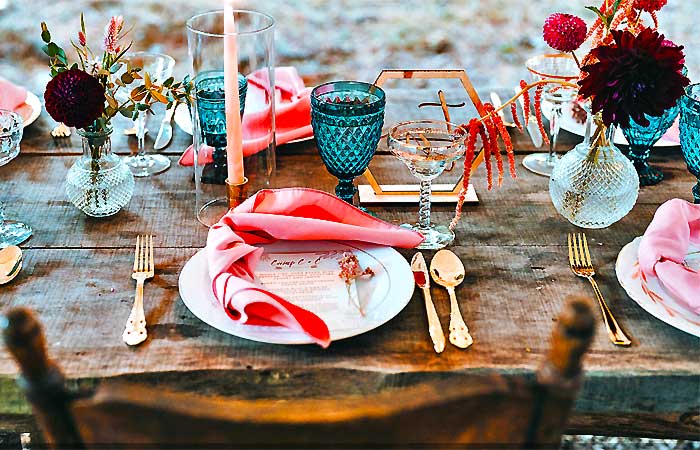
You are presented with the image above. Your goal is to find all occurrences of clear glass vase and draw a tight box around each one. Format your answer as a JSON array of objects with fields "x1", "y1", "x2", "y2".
[
  {"x1": 66, "y1": 126, "x2": 135, "y2": 217},
  {"x1": 549, "y1": 112, "x2": 639, "y2": 229}
]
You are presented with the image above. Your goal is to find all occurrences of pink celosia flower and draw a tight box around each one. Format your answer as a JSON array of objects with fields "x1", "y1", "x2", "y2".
[
  {"x1": 78, "y1": 31, "x2": 86, "y2": 47},
  {"x1": 103, "y1": 15, "x2": 123, "y2": 53}
]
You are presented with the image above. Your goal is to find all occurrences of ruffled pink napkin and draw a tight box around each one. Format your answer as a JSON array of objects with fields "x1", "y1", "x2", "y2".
[
  {"x1": 638, "y1": 198, "x2": 700, "y2": 314},
  {"x1": 0, "y1": 78, "x2": 28, "y2": 112},
  {"x1": 206, "y1": 188, "x2": 424, "y2": 347},
  {"x1": 179, "y1": 67, "x2": 312, "y2": 166}
]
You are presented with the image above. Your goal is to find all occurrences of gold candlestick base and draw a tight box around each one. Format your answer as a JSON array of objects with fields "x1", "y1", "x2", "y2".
[{"x1": 225, "y1": 177, "x2": 249, "y2": 209}]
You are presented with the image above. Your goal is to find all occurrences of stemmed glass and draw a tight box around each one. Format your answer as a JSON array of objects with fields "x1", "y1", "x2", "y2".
[
  {"x1": 680, "y1": 83, "x2": 700, "y2": 204},
  {"x1": 620, "y1": 104, "x2": 679, "y2": 186},
  {"x1": 118, "y1": 51, "x2": 175, "y2": 177},
  {"x1": 311, "y1": 81, "x2": 385, "y2": 207},
  {"x1": 523, "y1": 54, "x2": 579, "y2": 177},
  {"x1": 388, "y1": 120, "x2": 466, "y2": 249}
]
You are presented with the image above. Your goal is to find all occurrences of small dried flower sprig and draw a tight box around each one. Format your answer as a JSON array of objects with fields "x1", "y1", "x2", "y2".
[
  {"x1": 449, "y1": 78, "x2": 578, "y2": 231},
  {"x1": 338, "y1": 253, "x2": 374, "y2": 316},
  {"x1": 40, "y1": 14, "x2": 192, "y2": 132}
]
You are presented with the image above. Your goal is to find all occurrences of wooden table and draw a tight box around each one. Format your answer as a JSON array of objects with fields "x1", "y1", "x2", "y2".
[{"x1": 0, "y1": 89, "x2": 698, "y2": 441}]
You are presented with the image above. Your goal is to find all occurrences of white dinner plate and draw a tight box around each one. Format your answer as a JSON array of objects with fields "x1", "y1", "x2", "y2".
[
  {"x1": 173, "y1": 103, "x2": 314, "y2": 144},
  {"x1": 178, "y1": 240, "x2": 414, "y2": 345},
  {"x1": 542, "y1": 101, "x2": 679, "y2": 148},
  {"x1": 18, "y1": 91, "x2": 41, "y2": 128},
  {"x1": 616, "y1": 236, "x2": 700, "y2": 337}
]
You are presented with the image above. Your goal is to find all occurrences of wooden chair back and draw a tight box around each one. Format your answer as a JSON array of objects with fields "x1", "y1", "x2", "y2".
[{"x1": 2, "y1": 297, "x2": 595, "y2": 449}]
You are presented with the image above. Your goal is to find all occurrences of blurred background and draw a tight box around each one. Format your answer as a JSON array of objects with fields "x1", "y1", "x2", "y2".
[{"x1": 1, "y1": 0, "x2": 698, "y2": 96}]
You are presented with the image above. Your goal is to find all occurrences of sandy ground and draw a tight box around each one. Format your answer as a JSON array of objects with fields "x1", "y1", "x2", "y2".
[{"x1": 0, "y1": 1, "x2": 698, "y2": 448}]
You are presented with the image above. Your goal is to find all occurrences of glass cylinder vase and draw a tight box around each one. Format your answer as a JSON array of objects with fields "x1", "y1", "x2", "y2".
[
  {"x1": 187, "y1": 10, "x2": 276, "y2": 227},
  {"x1": 65, "y1": 125, "x2": 135, "y2": 217},
  {"x1": 549, "y1": 112, "x2": 639, "y2": 228}
]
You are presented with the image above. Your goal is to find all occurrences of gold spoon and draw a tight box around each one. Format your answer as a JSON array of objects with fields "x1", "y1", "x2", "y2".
[
  {"x1": 0, "y1": 246, "x2": 22, "y2": 285},
  {"x1": 430, "y1": 249, "x2": 473, "y2": 349}
]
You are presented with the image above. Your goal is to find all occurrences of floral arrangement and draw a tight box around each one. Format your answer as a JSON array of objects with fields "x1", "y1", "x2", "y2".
[
  {"x1": 448, "y1": 0, "x2": 690, "y2": 230},
  {"x1": 40, "y1": 15, "x2": 191, "y2": 132},
  {"x1": 543, "y1": 0, "x2": 689, "y2": 128}
]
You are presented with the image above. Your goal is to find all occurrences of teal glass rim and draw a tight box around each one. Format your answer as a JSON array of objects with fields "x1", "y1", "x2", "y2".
[{"x1": 311, "y1": 81, "x2": 386, "y2": 116}]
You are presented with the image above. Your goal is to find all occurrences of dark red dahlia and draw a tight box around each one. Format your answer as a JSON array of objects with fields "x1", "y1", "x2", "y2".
[
  {"x1": 44, "y1": 68, "x2": 105, "y2": 129},
  {"x1": 543, "y1": 13, "x2": 587, "y2": 53},
  {"x1": 634, "y1": 0, "x2": 667, "y2": 12},
  {"x1": 578, "y1": 28, "x2": 689, "y2": 128}
]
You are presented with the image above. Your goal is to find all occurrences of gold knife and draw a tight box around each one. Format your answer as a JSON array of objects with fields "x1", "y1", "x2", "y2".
[{"x1": 411, "y1": 252, "x2": 445, "y2": 353}]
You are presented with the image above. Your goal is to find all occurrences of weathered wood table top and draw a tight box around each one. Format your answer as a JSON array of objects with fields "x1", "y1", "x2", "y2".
[{"x1": 0, "y1": 88, "x2": 698, "y2": 440}]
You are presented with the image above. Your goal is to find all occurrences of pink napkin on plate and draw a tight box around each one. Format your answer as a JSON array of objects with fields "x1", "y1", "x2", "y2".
[
  {"x1": 638, "y1": 198, "x2": 700, "y2": 314},
  {"x1": 0, "y1": 78, "x2": 28, "y2": 112},
  {"x1": 665, "y1": 119, "x2": 680, "y2": 144},
  {"x1": 206, "y1": 188, "x2": 424, "y2": 347},
  {"x1": 179, "y1": 67, "x2": 312, "y2": 166}
]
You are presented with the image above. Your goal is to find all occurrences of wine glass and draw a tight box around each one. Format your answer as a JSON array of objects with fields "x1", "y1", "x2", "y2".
[
  {"x1": 680, "y1": 83, "x2": 700, "y2": 204},
  {"x1": 119, "y1": 51, "x2": 175, "y2": 177},
  {"x1": 387, "y1": 120, "x2": 466, "y2": 249},
  {"x1": 523, "y1": 54, "x2": 579, "y2": 177},
  {"x1": 620, "y1": 104, "x2": 679, "y2": 186},
  {"x1": 311, "y1": 81, "x2": 385, "y2": 207}
]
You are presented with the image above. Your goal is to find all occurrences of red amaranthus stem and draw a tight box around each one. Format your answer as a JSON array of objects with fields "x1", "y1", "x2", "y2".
[
  {"x1": 511, "y1": 102, "x2": 523, "y2": 132},
  {"x1": 520, "y1": 80, "x2": 530, "y2": 126},
  {"x1": 533, "y1": 84, "x2": 550, "y2": 147},
  {"x1": 449, "y1": 118, "x2": 480, "y2": 231}
]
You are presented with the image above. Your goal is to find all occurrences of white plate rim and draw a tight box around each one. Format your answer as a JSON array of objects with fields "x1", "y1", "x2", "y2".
[
  {"x1": 542, "y1": 100, "x2": 679, "y2": 148},
  {"x1": 173, "y1": 103, "x2": 314, "y2": 145},
  {"x1": 615, "y1": 236, "x2": 700, "y2": 338},
  {"x1": 178, "y1": 240, "x2": 415, "y2": 345},
  {"x1": 21, "y1": 91, "x2": 41, "y2": 128}
]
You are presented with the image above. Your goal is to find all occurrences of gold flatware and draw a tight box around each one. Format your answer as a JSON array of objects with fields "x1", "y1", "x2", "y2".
[
  {"x1": 123, "y1": 235, "x2": 154, "y2": 346},
  {"x1": 0, "y1": 246, "x2": 22, "y2": 285},
  {"x1": 430, "y1": 250, "x2": 473, "y2": 349},
  {"x1": 411, "y1": 252, "x2": 445, "y2": 353},
  {"x1": 568, "y1": 233, "x2": 631, "y2": 346}
]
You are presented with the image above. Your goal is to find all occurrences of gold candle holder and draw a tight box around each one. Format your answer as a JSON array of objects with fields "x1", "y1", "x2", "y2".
[{"x1": 225, "y1": 177, "x2": 249, "y2": 209}]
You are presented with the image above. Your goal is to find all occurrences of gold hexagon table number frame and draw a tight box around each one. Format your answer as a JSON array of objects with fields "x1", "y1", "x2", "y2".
[{"x1": 358, "y1": 69, "x2": 486, "y2": 205}]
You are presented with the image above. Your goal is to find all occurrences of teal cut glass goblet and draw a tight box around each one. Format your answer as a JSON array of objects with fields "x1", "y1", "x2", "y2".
[
  {"x1": 621, "y1": 104, "x2": 679, "y2": 186},
  {"x1": 311, "y1": 81, "x2": 386, "y2": 206},
  {"x1": 680, "y1": 83, "x2": 700, "y2": 204}
]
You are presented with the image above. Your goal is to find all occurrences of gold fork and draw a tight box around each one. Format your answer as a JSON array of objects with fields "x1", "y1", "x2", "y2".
[
  {"x1": 568, "y1": 233, "x2": 631, "y2": 346},
  {"x1": 123, "y1": 235, "x2": 154, "y2": 346}
]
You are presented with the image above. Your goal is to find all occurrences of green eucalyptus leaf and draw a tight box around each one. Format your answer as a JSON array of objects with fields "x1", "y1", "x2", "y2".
[{"x1": 121, "y1": 72, "x2": 134, "y2": 84}]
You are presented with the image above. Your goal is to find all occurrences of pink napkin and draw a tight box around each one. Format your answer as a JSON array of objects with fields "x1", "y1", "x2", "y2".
[
  {"x1": 179, "y1": 67, "x2": 312, "y2": 166},
  {"x1": 666, "y1": 119, "x2": 680, "y2": 144},
  {"x1": 0, "y1": 78, "x2": 28, "y2": 112},
  {"x1": 638, "y1": 199, "x2": 700, "y2": 314},
  {"x1": 206, "y1": 188, "x2": 424, "y2": 347}
]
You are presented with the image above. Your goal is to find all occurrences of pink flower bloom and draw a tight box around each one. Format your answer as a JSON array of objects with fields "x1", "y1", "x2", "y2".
[
  {"x1": 103, "y1": 15, "x2": 123, "y2": 53},
  {"x1": 78, "y1": 31, "x2": 86, "y2": 47}
]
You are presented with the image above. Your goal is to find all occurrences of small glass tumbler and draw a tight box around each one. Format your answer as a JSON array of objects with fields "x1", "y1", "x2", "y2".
[
  {"x1": 0, "y1": 109, "x2": 22, "y2": 167},
  {"x1": 311, "y1": 81, "x2": 386, "y2": 206},
  {"x1": 195, "y1": 71, "x2": 248, "y2": 185},
  {"x1": 621, "y1": 103, "x2": 679, "y2": 186},
  {"x1": 387, "y1": 120, "x2": 466, "y2": 249},
  {"x1": 680, "y1": 83, "x2": 700, "y2": 204}
]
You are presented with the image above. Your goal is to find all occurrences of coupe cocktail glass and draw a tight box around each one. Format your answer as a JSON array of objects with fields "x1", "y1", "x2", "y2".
[{"x1": 388, "y1": 120, "x2": 465, "y2": 249}]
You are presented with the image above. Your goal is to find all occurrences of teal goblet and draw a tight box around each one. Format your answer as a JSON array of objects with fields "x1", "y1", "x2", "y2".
[
  {"x1": 680, "y1": 83, "x2": 700, "y2": 204},
  {"x1": 621, "y1": 104, "x2": 679, "y2": 186},
  {"x1": 311, "y1": 81, "x2": 386, "y2": 206}
]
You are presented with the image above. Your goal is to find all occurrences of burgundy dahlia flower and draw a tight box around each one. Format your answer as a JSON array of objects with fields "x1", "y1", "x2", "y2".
[
  {"x1": 578, "y1": 28, "x2": 689, "y2": 128},
  {"x1": 543, "y1": 13, "x2": 587, "y2": 53},
  {"x1": 44, "y1": 68, "x2": 106, "y2": 129},
  {"x1": 634, "y1": 0, "x2": 668, "y2": 12}
]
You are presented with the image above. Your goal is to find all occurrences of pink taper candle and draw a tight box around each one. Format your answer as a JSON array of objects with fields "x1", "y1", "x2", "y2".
[{"x1": 223, "y1": 1, "x2": 245, "y2": 184}]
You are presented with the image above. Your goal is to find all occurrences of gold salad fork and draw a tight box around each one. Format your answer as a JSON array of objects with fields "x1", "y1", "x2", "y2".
[
  {"x1": 123, "y1": 235, "x2": 154, "y2": 346},
  {"x1": 568, "y1": 233, "x2": 631, "y2": 346}
]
